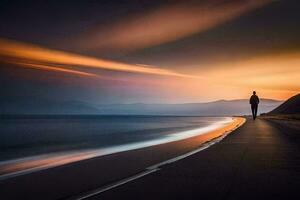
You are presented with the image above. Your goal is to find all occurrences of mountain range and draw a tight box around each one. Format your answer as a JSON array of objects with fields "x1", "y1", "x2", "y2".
[{"x1": 0, "y1": 97, "x2": 282, "y2": 116}]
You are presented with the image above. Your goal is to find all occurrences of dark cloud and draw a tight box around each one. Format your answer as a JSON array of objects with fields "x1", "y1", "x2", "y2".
[{"x1": 120, "y1": 0, "x2": 300, "y2": 71}]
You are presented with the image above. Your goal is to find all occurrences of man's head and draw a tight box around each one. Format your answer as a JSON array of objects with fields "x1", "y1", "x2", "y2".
[{"x1": 253, "y1": 91, "x2": 256, "y2": 95}]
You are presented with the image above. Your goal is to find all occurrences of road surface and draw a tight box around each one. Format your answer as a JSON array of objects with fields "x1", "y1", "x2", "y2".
[{"x1": 90, "y1": 118, "x2": 300, "y2": 200}]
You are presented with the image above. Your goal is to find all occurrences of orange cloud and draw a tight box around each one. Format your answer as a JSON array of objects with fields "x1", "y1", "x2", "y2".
[
  {"x1": 75, "y1": 0, "x2": 273, "y2": 52},
  {"x1": 12, "y1": 62, "x2": 98, "y2": 77},
  {"x1": 0, "y1": 38, "x2": 194, "y2": 78}
]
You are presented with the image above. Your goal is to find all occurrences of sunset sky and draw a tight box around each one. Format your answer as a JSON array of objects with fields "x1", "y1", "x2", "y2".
[{"x1": 0, "y1": 0, "x2": 299, "y2": 104}]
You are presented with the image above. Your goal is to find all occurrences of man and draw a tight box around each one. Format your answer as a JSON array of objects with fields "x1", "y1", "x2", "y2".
[{"x1": 250, "y1": 91, "x2": 259, "y2": 120}]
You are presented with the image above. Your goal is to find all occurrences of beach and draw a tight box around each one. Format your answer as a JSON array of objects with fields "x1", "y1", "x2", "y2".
[
  {"x1": 0, "y1": 116, "x2": 235, "y2": 177},
  {"x1": 0, "y1": 1, "x2": 299, "y2": 199},
  {"x1": 0, "y1": 117, "x2": 244, "y2": 200}
]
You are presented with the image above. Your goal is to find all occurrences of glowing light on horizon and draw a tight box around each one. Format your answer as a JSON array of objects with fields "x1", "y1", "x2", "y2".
[
  {"x1": 194, "y1": 53, "x2": 300, "y2": 100},
  {"x1": 203, "y1": 53, "x2": 300, "y2": 90}
]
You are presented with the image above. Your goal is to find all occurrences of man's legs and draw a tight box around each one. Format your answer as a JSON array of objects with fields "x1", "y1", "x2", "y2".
[
  {"x1": 251, "y1": 105, "x2": 255, "y2": 120},
  {"x1": 254, "y1": 105, "x2": 258, "y2": 119}
]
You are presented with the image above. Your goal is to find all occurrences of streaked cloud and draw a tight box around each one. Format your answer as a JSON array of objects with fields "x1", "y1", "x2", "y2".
[
  {"x1": 11, "y1": 62, "x2": 98, "y2": 77},
  {"x1": 75, "y1": 0, "x2": 273, "y2": 52},
  {"x1": 0, "y1": 38, "x2": 195, "y2": 78}
]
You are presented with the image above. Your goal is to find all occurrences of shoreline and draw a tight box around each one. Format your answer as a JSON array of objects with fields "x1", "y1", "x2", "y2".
[{"x1": 0, "y1": 117, "x2": 245, "y2": 182}]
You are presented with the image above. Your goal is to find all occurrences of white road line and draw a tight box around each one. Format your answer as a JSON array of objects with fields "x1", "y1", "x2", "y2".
[
  {"x1": 72, "y1": 169, "x2": 159, "y2": 200},
  {"x1": 147, "y1": 135, "x2": 225, "y2": 170}
]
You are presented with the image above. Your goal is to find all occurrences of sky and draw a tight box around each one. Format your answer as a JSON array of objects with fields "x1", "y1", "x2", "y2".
[{"x1": 0, "y1": 0, "x2": 300, "y2": 104}]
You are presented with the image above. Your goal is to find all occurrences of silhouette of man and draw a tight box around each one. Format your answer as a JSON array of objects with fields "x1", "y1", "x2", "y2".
[{"x1": 250, "y1": 91, "x2": 259, "y2": 120}]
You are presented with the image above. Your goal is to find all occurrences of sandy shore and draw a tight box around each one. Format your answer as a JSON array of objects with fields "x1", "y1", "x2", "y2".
[{"x1": 0, "y1": 117, "x2": 245, "y2": 200}]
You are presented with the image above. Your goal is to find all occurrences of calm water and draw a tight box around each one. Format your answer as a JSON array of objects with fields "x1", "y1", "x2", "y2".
[{"x1": 0, "y1": 116, "x2": 232, "y2": 162}]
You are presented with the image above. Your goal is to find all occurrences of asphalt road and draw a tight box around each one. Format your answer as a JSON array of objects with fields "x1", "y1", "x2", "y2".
[{"x1": 92, "y1": 118, "x2": 300, "y2": 200}]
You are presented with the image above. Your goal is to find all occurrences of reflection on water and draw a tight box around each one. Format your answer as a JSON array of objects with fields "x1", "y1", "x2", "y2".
[{"x1": 0, "y1": 116, "x2": 233, "y2": 179}]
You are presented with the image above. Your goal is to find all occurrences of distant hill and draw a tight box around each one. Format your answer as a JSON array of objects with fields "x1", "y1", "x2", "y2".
[
  {"x1": 269, "y1": 94, "x2": 300, "y2": 114},
  {"x1": 0, "y1": 97, "x2": 282, "y2": 116}
]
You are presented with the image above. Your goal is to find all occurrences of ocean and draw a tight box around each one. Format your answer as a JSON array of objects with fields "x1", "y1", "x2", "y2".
[{"x1": 0, "y1": 115, "x2": 233, "y2": 177}]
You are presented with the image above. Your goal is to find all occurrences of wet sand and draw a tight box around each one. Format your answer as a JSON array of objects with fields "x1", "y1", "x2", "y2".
[{"x1": 0, "y1": 117, "x2": 233, "y2": 178}]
